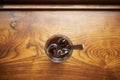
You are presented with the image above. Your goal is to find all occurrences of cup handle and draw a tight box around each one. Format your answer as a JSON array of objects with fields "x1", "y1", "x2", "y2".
[{"x1": 69, "y1": 44, "x2": 84, "y2": 50}]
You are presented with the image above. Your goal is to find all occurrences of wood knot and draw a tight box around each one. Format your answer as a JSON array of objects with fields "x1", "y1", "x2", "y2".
[
  {"x1": 79, "y1": 37, "x2": 120, "y2": 68},
  {"x1": 10, "y1": 21, "x2": 17, "y2": 30}
]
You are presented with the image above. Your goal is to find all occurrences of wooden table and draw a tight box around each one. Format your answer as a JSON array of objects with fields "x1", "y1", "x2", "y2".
[{"x1": 0, "y1": 9, "x2": 120, "y2": 80}]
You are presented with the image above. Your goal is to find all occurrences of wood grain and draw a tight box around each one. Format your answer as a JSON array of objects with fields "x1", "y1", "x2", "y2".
[{"x1": 0, "y1": 11, "x2": 120, "y2": 80}]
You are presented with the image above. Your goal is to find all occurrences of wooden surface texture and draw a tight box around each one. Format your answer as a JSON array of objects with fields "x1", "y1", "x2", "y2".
[{"x1": 0, "y1": 11, "x2": 120, "y2": 80}]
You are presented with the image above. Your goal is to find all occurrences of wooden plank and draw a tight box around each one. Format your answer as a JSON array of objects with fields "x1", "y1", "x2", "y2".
[
  {"x1": 0, "y1": 0, "x2": 120, "y2": 4},
  {"x1": 0, "y1": 11, "x2": 120, "y2": 80},
  {"x1": 1, "y1": 5, "x2": 120, "y2": 10}
]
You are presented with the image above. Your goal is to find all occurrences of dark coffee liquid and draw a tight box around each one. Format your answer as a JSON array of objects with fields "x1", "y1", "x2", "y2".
[
  {"x1": 47, "y1": 37, "x2": 71, "y2": 58},
  {"x1": 45, "y1": 34, "x2": 73, "y2": 63}
]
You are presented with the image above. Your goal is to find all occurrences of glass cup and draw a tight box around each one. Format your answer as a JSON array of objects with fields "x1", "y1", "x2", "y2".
[{"x1": 44, "y1": 34, "x2": 84, "y2": 63}]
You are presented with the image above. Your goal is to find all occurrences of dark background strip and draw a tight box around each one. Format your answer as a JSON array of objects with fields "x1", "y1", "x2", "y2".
[{"x1": 0, "y1": 0, "x2": 120, "y2": 5}]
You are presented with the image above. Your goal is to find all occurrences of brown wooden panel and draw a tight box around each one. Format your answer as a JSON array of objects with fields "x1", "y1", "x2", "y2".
[
  {"x1": 0, "y1": 11, "x2": 120, "y2": 80},
  {"x1": 0, "y1": 0, "x2": 120, "y2": 4},
  {"x1": 1, "y1": 5, "x2": 120, "y2": 10}
]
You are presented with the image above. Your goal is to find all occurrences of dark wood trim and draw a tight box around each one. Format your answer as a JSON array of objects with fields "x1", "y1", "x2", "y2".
[
  {"x1": 0, "y1": 0, "x2": 120, "y2": 5},
  {"x1": 0, "y1": 9, "x2": 120, "y2": 11}
]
